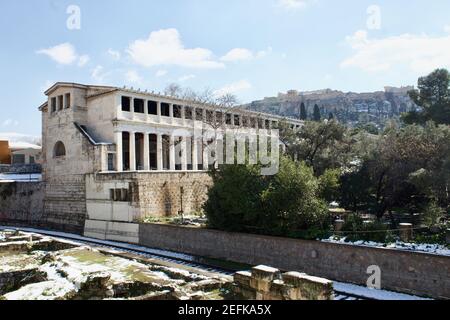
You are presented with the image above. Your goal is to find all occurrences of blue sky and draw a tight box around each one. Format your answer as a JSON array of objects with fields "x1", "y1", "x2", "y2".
[{"x1": 1, "y1": 0, "x2": 450, "y2": 136}]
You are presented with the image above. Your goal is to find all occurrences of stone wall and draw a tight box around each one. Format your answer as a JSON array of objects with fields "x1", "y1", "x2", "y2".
[
  {"x1": 0, "y1": 182, "x2": 45, "y2": 228},
  {"x1": 44, "y1": 174, "x2": 87, "y2": 234},
  {"x1": 86, "y1": 172, "x2": 211, "y2": 221},
  {"x1": 139, "y1": 223, "x2": 450, "y2": 299}
]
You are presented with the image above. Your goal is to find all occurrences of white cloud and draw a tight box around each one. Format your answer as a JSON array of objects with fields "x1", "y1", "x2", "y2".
[
  {"x1": 0, "y1": 132, "x2": 41, "y2": 146},
  {"x1": 220, "y1": 48, "x2": 254, "y2": 62},
  {"x1": 91, "y1": 65, "x2": 107, "y2": 83},
  {"x1": 127, "y1": 28, "x2": 225, "y2": 69},
  {"x1": 341, "y1": 29, "x2": 450, "y2": 73},
  {"x1": 107, "y1": 48, "x2": 121, "y2": 61},
  {"x1": 445, "y1": 25, "x2": 450, "y2": 33},
  {"x1": 278, "y1": 0, "x2": 310, "y2": 10},
  {"x1": 2, "y1": 119, "x2": 19, "y2": 127},
  {"x1": 125, "y1": 70, "x2": 143, "y2": 84},
  {"x1": 214, "y1": 80, "x2": 252, "y2": 97},
  {"x1": 37, "y1": 43, "x2": 78, "y2": 65},
  {"x1": 178, "y1": 74, "x2": 195, "y2": 82},
  {"x1": 155, "y1": 69, "x2": 168, "y2": 77},
  {"x1": 77, "y1": 54, "x2": 90, "y2": 67},
  {"x1": 37, "y1": 43, "x2": 89, "y2": 67}
]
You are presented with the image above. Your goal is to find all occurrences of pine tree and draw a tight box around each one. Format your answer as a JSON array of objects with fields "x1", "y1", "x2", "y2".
[
  {"x1": 328, "y1": 112, "x2": 334, "y2": 120},
  {"x1": 313, "y1": 104, "x2": 321, "y2": 121},
  {"x1": 300, "y1": 102, "x2": 307, "y2": 120}
]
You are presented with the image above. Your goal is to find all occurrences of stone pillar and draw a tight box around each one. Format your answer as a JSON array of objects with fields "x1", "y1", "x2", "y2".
[
  {"x1": 130, "y1": 99, "x2": 135, "y2": 120},
  {"x1": 399, "y1": 223, "x2": 413, "y2": 242},
  {"x1": 202, "y1": 140, "x2": 209, "y2": 170},
  {"x1": 192, "y1": 137, "x2": 198, "y2": 170},
  {"x1": 157, "y1": 134, "x2": 163, "y2": 171},
  {"x1": 334, "y1": 219, "x2": 345, "y2": 232},
  {"x1": 115, "y1": 131, "x2": 123, "y2": 172},
  {"x1": 446, "y1": 229, "x2": 450, "y2": 245},
  {"x1": 157, "y1": 101, "x2": 162, "y2": 123},
  {"x1": 169, "y1": 134, "x2": 176, "y2": 171},
  {"x1": 143, "y1": 133, "x2": 150, "y2": 171},
  {"x1": 181, "y1": 136, "x2": 188, "y2": 171},
  {"x1": 129, "y1": 131, "x2": 136, "y2": 171},
  {"x1": 100, "y1": 145, "x2": 108, "y2": 172}
]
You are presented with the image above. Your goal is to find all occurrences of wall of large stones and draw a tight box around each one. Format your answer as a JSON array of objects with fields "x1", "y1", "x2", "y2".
[
  {"x1": 44, "y1": 174, "x2": 87, "y2": 234},
  {"x1": 139, "y1": 223, "x2": 450, "y2": 299},
  {"x1": 0, "y1": 182, "x2": 44, "y2": 228},
  {"x1": 88, "y1": 172, "x2": 212, "y2": 220},
  {"x1": 134, "y1": 172, "x2": 211, "y2": 217}
]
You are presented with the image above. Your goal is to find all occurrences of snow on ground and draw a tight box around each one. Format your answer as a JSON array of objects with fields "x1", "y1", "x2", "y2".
[
  {"x1": 1, "y1": 226, "x2": 435, "y2": 301},
  {"x1": 322, "y1": 236, "x2": 450, "y2": 256},
  {"x1": 333, "y1": 282, "x2": 431, "y2": 300},
  {"x1": 0, "y1": 173, "x2": 42, "y2": 182}
]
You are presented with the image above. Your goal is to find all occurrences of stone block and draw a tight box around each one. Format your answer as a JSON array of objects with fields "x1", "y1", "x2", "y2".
[
  {"x1": 282, "y1": 272, "x2": 333, "y2": 300},
  {"x1": 251, "y1": 265, "x2": 281, "y2": 282},
  {"x1": 399, "y1": 223, "x2": 413, "y2": 242},
  {"x1": 234, "y1": 271, "x2": 252, "y2": 288}
]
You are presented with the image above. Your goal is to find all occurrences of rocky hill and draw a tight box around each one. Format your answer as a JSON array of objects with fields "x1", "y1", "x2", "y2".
[{"x1": 242, "y1": 87, "x2": 418, "y2": 129}]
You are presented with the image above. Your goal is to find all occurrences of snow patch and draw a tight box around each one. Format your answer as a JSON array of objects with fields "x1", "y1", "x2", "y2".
[
  {"x1": 334, "y1": 282, "x2": 431, "y2": 300},
  {"x1": 322, "y1": 236, "x2": 450, "y2": 256}
]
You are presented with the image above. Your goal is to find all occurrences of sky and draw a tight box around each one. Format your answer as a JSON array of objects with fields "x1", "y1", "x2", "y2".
[{"x1": 1, "y1": 0, "x2": 450, "y2": 137}]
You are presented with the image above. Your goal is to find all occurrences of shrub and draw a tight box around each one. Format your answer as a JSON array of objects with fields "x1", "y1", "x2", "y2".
[
  {"x1": 204, "y1": 156, "x2": 331, "y2": 238},
  {"x1": 422, "y1": 201, "x2": 445, "y2": 228},
  {"x1": 342, "y1": 214, "x2": 390, "y2": 243}
]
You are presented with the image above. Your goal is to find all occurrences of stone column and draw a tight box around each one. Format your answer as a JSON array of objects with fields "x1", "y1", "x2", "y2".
[
  {"x1": 157, "y1": 134, "x2": 163, "y2": 171},
  {"x1": 157, "y1": 101, "x2": 162, "y2": 123},
  {"x1": 334, "y1": 220, "x2": 345, "y2": 232},
  {"x1": 129, "y1": 131, "x2": 136, "y2": 171},
  {"x1": 181, "y1": 136, "x2": 188, "y2": 171},
  {"x1": 115, "y1": 131, "x2": 123, "y2": 172},
  {"x1": 399, "y1": 223, "x2": 413, "y2": 242},
  {"x1": 446, "y1": 229, "x2": 450, "y2": 245},
  {"x1": 130, "y1": 99, "x2": 135, "y2": 120},
  {"x1": 169, "y1": 134, "x2": 176, "y2": 171},
  {"x1": 143, "y1": 133, "x2": 150, "y2": 171},
  {"x1": 192, "y1": 137, "x2": 198, "y2": 170},
  {"x1": 202, "y1": 139, "x2": 209, "y2": 170}
]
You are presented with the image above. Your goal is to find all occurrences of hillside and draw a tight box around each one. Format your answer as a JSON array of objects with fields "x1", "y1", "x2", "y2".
[{"x1": 242, "y1": 87, "x2": 419, "y2": 129}]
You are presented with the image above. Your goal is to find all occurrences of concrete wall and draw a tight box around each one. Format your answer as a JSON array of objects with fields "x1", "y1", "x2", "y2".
[{"x1": 139, "y1": 223, "x2": 450, "y2": 299}]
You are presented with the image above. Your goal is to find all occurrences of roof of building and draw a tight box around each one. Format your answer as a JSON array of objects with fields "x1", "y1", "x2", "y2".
[
  {"x1": 43, "y1": 82, "x2": 304, "y2": 124},
  {"x1": 9, "y1": 142, "x2": 41, "y2": 151}
]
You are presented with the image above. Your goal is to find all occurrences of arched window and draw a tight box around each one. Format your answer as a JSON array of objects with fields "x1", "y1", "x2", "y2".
[{"x1": 53, "y1": 141, "x2": 66, "y2": 158}]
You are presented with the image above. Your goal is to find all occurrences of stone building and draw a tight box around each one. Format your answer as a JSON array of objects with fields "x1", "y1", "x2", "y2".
[{"x1": 39, "y1": 82, "x2": 303, "y2": 234}]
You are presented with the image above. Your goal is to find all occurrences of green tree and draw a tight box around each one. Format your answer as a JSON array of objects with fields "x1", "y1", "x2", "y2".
[
  {"x1": 313, "y1": 104, "x2": 321, "y2": 121},
  {"x1": 204, "y1": 157, "x2": 331, "y2": 238},
  {"x1": 300, "y1": 102, "x2": 307, "y2": 120},
  {"x1": 403, "y1": 69, "x2": 450, "y2": 125},
  {"x1": 279, "y1": 120, "x2": 351, "y2": 175}
]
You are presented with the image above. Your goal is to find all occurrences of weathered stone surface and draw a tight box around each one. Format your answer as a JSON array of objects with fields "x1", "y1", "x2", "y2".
[
  {"x1": 233, "y1": 266, "x2": 334, "y2": 300},
  {"x1": 399, "y1": 223, "x2": 413, "y2": 242},
  {"x1": 139, "y1": 223, "x2": 450, "y2": 299},
  {"x1": 0, "y1": 230, "x2": 234, "y2": 300}
]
